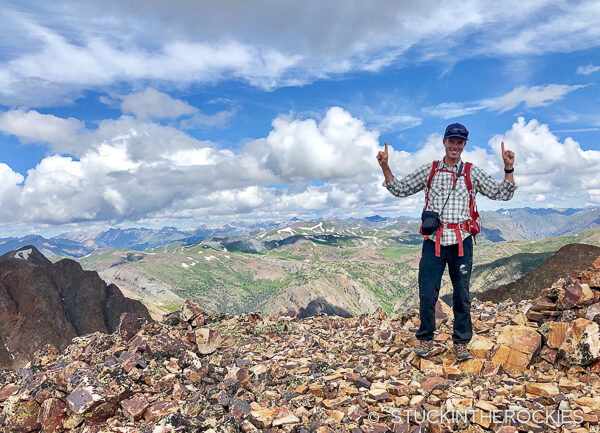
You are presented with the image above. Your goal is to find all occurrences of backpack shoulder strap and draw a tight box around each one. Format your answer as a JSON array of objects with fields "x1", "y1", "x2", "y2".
[
  {"x1": 423, "y1": 161, "x2": 439, "y2": 210},
  {"x1": 426, "y1": 160, "x2": 439, "y2": 189},
  {"x1": 464, "y1": 162, "x2": 473, "y2": 192},
  {"x1": 464, "y1": 162, "x2": 479, "y2": 224}
]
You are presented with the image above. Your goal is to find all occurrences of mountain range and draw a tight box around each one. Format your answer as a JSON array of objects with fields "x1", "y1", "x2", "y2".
[
  {"x1": 2, "y1": 206, "x2": 600, "y2": 258},
  {"x1": 77, "y1": 224, "x2": 600, "y2": 320},
  {"x1": 2, "y1": 206, "x2": 600, "y2": 323}
]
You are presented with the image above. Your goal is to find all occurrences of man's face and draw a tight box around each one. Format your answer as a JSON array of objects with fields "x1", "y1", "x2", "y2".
[{"x1": 443, "y1": 137, "x2": 466, "y2": 160}]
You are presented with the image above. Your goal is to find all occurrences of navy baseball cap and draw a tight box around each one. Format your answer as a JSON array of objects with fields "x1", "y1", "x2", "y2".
[{"x1": 444, "y1": 123, "x2": 469, "y2": 140}]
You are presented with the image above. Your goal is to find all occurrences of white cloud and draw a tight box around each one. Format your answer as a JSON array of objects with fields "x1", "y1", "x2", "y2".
[
  {"x1": 0, "y1": 108, "x2": 217, "y2": 158},
  {"x1": 179, "y1": 106, "x2": 241, "y2": 129},
  {"x1": 0, "y1": 109, "x2": 84, "y2": 147},
  {"x1": 485, "y1": 85, "x2": 587, "y2": 112},
  {"x1": 554, "y1": 127, "x2": 600, "y2": 132},
  {"x1": 242, "y1": 107, "x2": 381, "y2": 182},
  {"x1": 425, "y1": 84, "x2": 585, "y2": 118},
  {"x1": 102, "y1": 187, "x2": 128, "y2": 215},
  {"x1": 119, "y1": 88, "x2": 196, "y2": 119},
  {"x1": 0, "y1": 164, "x2": 24, "y2": 221},
  {"x1": 105, "y1": 87, "x2": 241, "y2": 129},
  {"x1": 590, "y1": 189, "x2": 600, "y2": 201},
  {"x1": 2, "y1": 1, "x2": 600, "y2": 105},
  {"x1": 164, "y1": 148, "x2": 226, "y2": 167},
  {"x1": 489, "y1": 0, "x2": 600, "y2": 56},
  {"x1": 577, "y1": 64, "x2": 600, "y2": 75},
  {"x1": 112, "y1": 88, "x2": 240, "y2": 128}
]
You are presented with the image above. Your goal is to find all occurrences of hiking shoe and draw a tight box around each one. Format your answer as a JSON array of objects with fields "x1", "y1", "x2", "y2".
[
  {"x1": 414, "y1": 340, "x2": 433, "y2": 358},
  {"x1": 454, "y1": 343, "x2": 472, "y2": 361}
]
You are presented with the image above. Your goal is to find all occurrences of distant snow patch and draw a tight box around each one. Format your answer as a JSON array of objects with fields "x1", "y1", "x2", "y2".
[
  {"x1": 182, "y1": 260, "x2": 197, "y2": 270},
  {"x1": 15, "y1": 248, "x2": 32, "y2": 261},
  {"x1": 278, "y1": 227, "x2": 294, "y2": 236},
  {"x1": 205, "y1": 256, "x2": 217, "y2": 261},
  {"x1": 307, "y1": 222, "x2": 324, "y2": 232}
]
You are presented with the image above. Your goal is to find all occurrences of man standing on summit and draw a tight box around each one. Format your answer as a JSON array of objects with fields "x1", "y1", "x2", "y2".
[{"x1": 376, "y1": 123, "x2": 516, "y2": 361}]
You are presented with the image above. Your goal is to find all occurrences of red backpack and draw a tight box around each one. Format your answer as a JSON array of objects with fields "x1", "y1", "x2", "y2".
[{"x1": 419, "y1": 161, "x2": 481, "y2": 257}]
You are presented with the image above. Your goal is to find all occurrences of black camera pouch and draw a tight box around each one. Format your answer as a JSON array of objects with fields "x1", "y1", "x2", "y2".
[{"x1": 421, "y1": 210, "x2": 440, "y2": 236}]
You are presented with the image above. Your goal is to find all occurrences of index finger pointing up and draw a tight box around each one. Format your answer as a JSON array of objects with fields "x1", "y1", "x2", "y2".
[
  {"x1": 384, "y1": 142, "x2": 388, "y2": 152},
  {"x1": 501, "y1": 141, "x2": 505, "y2": 154}
]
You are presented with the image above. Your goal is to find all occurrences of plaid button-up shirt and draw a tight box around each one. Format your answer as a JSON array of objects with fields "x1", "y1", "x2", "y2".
[{"x1": 383, "y1": 158, "x2": 517, "y2": 246}]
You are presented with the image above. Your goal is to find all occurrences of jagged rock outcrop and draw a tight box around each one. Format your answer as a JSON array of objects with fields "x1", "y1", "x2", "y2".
[
  {"x1": 0, "y1": 246, "x2": 152, "y2": 369},
  {"x1": 476, "y1": 243, "x2": 600, "y2": 303},
  {"x1": 1, "y1": 260, "x2": 600, "y2": 431}
]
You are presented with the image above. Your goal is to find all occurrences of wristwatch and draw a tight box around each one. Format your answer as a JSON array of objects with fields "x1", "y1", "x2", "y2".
[{"x1": 504, "y1": 167, "x2": 514, "y2": 173}]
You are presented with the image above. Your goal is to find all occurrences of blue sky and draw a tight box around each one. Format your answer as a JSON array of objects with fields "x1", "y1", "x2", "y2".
[{"x1": 0, "y1": 0, "x2": 599, "y2": 236}]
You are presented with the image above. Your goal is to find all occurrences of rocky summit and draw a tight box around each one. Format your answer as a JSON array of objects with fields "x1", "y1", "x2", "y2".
[
  {"x1": 0, "y1": 246, "x2": 152, "y2": 369},
  {"x1": 1, "y1": 257, "x2": 600, "y2": 432}
]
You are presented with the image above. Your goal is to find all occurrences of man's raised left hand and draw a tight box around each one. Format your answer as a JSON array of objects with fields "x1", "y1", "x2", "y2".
[{"x1": 501, "y1": 141, "x2": 515, "y2": 169}]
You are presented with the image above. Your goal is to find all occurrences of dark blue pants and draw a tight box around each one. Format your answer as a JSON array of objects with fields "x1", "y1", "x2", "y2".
[{"x1": 416, "y1": 236, "x2": 473, "y2": 344}]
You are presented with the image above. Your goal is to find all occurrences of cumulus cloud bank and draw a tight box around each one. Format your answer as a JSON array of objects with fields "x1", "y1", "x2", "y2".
[
  {"x1": 0, "y1": 92, "x2": 598, "y2": 230},
  {"x1": 0, "y1": 105, "x2": 385, "y2": 226},
  {"x1": 491, "y1": 117, "x2": 600, "y2": 202}
]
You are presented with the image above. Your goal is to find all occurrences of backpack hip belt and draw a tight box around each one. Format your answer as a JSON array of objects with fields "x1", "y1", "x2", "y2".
[{"x1": 433, "y1": 221, "x2": 471, "y2": 257}]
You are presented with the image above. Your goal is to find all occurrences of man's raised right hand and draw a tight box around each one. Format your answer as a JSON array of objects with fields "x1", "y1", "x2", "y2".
[{"x1": 376, "y1": 142, "x2": 389, "y2": 168}]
